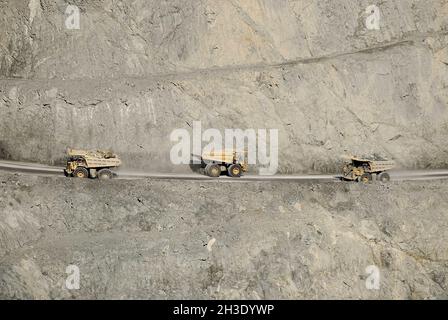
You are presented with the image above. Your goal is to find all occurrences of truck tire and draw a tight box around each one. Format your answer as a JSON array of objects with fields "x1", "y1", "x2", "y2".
[
  {"x1": 206, "y1": 164, "x2": 221, "y2": 177},
  {"x1": 228, "y1": 164, "x2": 242, "y2": 178},
  {"x1": 378, "y1": 172, "x2": 390, "y2": 182},
  {"x1": 98, "y1": 169, "x2": 114, "y2": 180},
  {"x1": 73, "y1": 167, "x2": 89, "y2": 179},
  {"x1": 359, "y1": 173, "x2": 372, "y2": 183}
]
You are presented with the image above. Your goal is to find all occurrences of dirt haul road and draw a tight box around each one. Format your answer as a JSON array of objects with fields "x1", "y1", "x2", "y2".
[{"x1": 0, "y1": 160, "x2": 448, "y2": 182}]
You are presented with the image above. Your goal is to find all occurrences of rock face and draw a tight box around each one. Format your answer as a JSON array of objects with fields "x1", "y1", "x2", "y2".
[
  {"x1": 0, "y1": 0, "x2": 447, "y2": 172},
  {"x1": 0, "y1": 173, "x2": 447, "y2": 299},
  {"x1": 0, "y1": 0, "x2": 448, "y2": 300}
]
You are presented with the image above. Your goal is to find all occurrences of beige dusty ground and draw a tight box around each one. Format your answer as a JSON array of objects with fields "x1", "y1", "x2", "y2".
[
  {"x1": 0, "y1": 172, "x2": 447, "y2": 299},
  {"x1": 0, "y1": 1, "x2": 447, "y2": 300}
]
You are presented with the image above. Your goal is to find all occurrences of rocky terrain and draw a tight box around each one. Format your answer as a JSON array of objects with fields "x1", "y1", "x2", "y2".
[
  {"x1": 0, "y1": 0, "x2": 448, "y2": 300},
  {"x1": 0, "y1": 0, "x2": 447, "y2": 172},
  {"x1": 0, "y1": 172, "x2": 447, "y2": 299}
]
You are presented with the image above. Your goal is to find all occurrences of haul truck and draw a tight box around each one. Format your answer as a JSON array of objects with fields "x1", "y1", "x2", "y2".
[
  {"x1": 342, "y1": 156, "x2": 395, "y2": 183},
  {"x1": 197, "y1": 149, "x2": 248, "y2": 178},
  {"x1": 64, "y1": 149, "x2": 121, "y2": 179}
]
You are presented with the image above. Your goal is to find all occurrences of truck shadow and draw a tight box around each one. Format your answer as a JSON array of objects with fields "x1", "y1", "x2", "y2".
[
  {"x1": 0, "y1": 141, "x2": 11, "y2": 160},
  {"x1": 189, "y1": 160, "x2": 205, "y2": 174}
]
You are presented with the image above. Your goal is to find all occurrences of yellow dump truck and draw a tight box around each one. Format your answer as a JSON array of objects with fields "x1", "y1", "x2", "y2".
[
  {"x1": 199, "y1": 149, "x2": 248, "y2": 178},
  {"x1": 342, "y1": 156, "x2": 395, "y2": 182},
  {"x1": 64, "y1": 149, "x2": 121, "y2": 179}
]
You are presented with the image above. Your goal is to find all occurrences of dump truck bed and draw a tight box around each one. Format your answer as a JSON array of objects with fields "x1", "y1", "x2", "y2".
[
  {"x1": 68, "y1": 149, "x2": 121, "y2": 168},
  {"x1": 351, "y1": 157, "x2": 395, "y2": 173},
  {"x1": 83, "y1": 156, "x2": 121, "y2": 168},
  {"x1": 202, "y1": 150, "x2": 238, "y2": 164},
  {"x1": 369, "y1": 160, "x2": 395, "y2": 172}
]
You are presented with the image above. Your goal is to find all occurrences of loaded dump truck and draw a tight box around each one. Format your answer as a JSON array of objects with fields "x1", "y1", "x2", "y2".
[
  {"x1": 342, "y1": 156, "x2": 395, "y2": 182},
  {"x1": 197, "y1": 149, "x2": 248, "y2": 178},
  {"x1": 64, "y1": 149, "x2": 121, "y2": 179}
]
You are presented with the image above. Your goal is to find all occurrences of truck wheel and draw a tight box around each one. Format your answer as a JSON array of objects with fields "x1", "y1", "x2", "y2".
[
  {"x1": 359, "y1": 173, "x2": 372, "y2": 183},
  {"x1": 98, "y1": 169, "x2": 113, "y2": 180},
  {"x1": 228, "y1": 164, "x2": 242, "y2": 178},
  {"x1": 73, "y1": 167, "x2": 89, "y2": 179},
  {"x1": 378, "y1": 172, "x2": 390, "y2": 182},
  {"x1": 206, "y1": 164, "x2": 221, "y2": 177}
]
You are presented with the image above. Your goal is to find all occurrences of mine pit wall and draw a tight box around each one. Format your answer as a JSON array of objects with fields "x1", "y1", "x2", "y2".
[
  {"x1": 1, "y1": 0, "x2": 447, "y2": 301},
  {"x1": 1, "y1": 40, "x2": 448, "y2": 173},
  {"x1": 0, "y1": 0, "x2": 448, "y2": 173},
  {"x1": 0, "y1": 173, "x2": 447, "y2": 299},
  {"x1": 1, "y1": 0, "x2": 447, "y2": 79}
]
